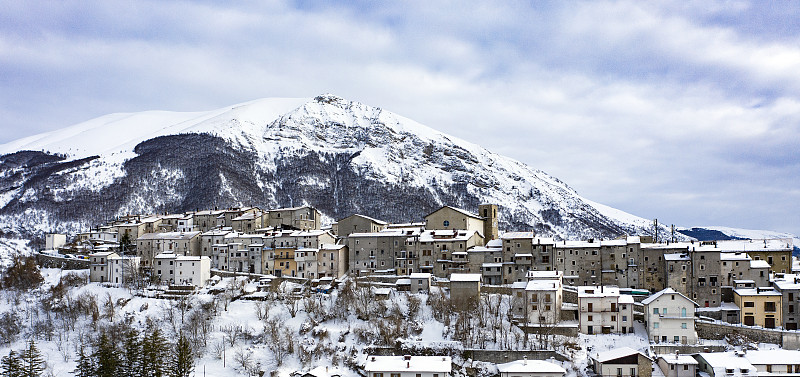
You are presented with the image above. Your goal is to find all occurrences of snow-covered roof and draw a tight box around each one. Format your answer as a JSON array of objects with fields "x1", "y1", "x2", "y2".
[
  {"x1": 450, "y1": 273, "x2": 481, "y2": 282},
  {"x1": 744, "y1": 349, "x2": 800, "y2": 365},
  {"x1": 619, "y1": 295, "x2": 634, "y2": 304},
  {"x1": 418, "y1": 230, "x2": 477, "y2": 242},
  {"x1": 556, "y1": 240, "x2": 601, "y2": 248},
  {"x1": 396, "y1": 278, "x2": 411, "y2": 285},
  {"x1": 750, "y1": 260, "x2": 771, "y2": 268},
  {"x1": 469, "y1": 246, "x2": 501, "y2": 253},
  {"x1": 772, "y1": 274, "x2": 800, "y2": 290},
  {"x1": 409, "y1": 272, "x2": 431, "y2": 279},
  {"x1": 642, "y1": 288, "x2": 698, "y2": 307},
  {"x1": 594, "y1": 347, "x2": 650, "y2": 363},
  {"x1": 579, "y1": 286, "x2": 620, "y2": 297},
  {"x1": 734, "y1": 287, "x2": 781, "y2": 296},
  {"x1": 497, "y1": 359, "x2": 566, "y2": 374},
  {"x1": 657, "y1": 354, "x2": 698, "y2": 365},
  {"x1": 486, "y1": 239, "x2": 502, "y2": 248},
  {"x1": 424, "y1": 205, "x2": 482, "y2": 220},
  {"x1": 695, "y1": 352, "x2": 756, "y2": 372},
  {"x1": 320, "y1": 243, "x2": 346, "y2": 250},
  {"x1": 526, "y1": 280, "x2": 560, "y2": 291},
  {"x1": 337, "y1": 213, "x2": 387, "y2": 225},
  {"x1": 527, "y1": 270, "x2": 562, "y2": 279},
  {"x1": 501, "y1": 231, "x2": 536, "y2": 240},
  {"x1": 364, "y1": 355, "x2": 451, "y2": 373},
  {"x1": 137, "y1": 231, "x2": 201, "y2": 240},
  {"x1": 721, "y1": 252, "x2": 751, "y2": 261},
  {"x1": 664, "y1": 253, "x2": 689, "y2": 261}
]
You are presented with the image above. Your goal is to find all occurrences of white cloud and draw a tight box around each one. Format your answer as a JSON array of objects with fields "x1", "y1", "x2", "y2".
[{"x1": 0, "y1": 0, "x2": 799, "y2": 235}]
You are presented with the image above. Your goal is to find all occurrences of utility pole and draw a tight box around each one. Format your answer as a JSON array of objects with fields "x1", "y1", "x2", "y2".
[{"x1": 653, "y1": 219, "x2": 659, "y2": 243}]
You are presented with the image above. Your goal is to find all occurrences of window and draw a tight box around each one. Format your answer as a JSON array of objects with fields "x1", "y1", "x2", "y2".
[
  {"x1": 587, "y1": 315, "x2": 593, "y2": 321},
  {"x1": 653, "y1": 308, "x2": 659, "y2": 314},
  {"x1": 744, "y1": 301, "x2": 755, "y2": 308},
  {"x1": 674, "y1": 336, "x2": 680, "y2": 342},
  {"x1": 617, "y1": 368, "x2": 622, "y2": 377},
  {"x1": 630, "y1": 368, "x2": 636, "y2": 377},
  {"x1": 622, "y1": 315, "x2": 627, "y2": 322},
  {"x1": 653, "y1": 322, "x2": 659, "y2": 329},
  {"x1": 765, "y1": 301, "x2": 777, "y2": 312},
  {"x1": 391, "y1": 374, "x2": 400, "y2": 377},
  {"x1": 681, "y1": 322, "x2": 687, "y2": 329},
  {"x1": 682, "y1": 308, "x2": 687, "y2": 317}
]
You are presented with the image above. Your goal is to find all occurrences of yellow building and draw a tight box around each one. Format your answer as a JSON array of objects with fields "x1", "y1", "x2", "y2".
[
  {"x1": 734, "y1": 287, "x2": 782, "y2": 329},
  {"x1": 273, "y1": 247, "x2": 297, "y2": 277}
]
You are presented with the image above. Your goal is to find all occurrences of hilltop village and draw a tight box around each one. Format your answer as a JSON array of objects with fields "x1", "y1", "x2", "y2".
[{"x1": 35, "y1": 203, "x2": 800, "y2": 377}]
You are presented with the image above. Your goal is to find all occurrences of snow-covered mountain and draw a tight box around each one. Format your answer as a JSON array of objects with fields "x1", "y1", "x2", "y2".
[
  {"x1": 678, "y1": 226, "x2": 799, "y2": 254},
  {"x1": 0, "y1": 94, "x2": 676, "y2": 244}
]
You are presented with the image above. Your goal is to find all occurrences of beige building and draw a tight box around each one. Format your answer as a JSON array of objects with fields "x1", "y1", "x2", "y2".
[
  {"x1": 317, "y1": 243, "x2": 348, "y2": 279},
  {"x1": 267, "y1": 206, "x2": 321, "y2": 230},
  {"x1": 512, "y1": 271, "x2": 563, "y2": 326},
  {"x1": 734, "y1": 287, "x2": 782, "y2": 328},
  {"x1": 136, "y1": 231, "x2": 201, "y2": 268},
  {"x1": 334, "y1": 214, "x2": 387, "y2": 239},
  {"x1": 450, "y1": 273, "x2": 482, "y2": 308},
  {"x1": 424, "y1": 206, "x2": 486, "y2": 235}
]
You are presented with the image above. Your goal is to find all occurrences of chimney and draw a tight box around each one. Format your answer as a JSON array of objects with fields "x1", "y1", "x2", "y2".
[
  {"x1": 523, "y1": 356, "x2": 528, "y2": 365},
  {"x1": 404, "y1": 355, "x2": 411, "y2": 360}
]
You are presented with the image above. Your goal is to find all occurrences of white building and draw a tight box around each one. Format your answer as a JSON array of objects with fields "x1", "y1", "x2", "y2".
[
  {"x1": 89, "y1": 251, "x2": 116, "y2": 283},
  {"x1": 694, "y1": 352, "x2": 757, "y2": 377},
  {"x1": 578, "y1": 286, "x2": 634, "y2": 335},
  {"x1": 656, "y1": 354, "x2": 698, "y2": 377},
  {"x1": 107, "y1": 255, "x2": 140, "y2": 285},
  {"x1": 45, "y1": 233, "x2": 67, "y2": 250},
  {"x1": 642, "y1": 288, "x2": 698, "y2": 344},
  {"x1": 154, "y1": 253, "x2": 210, "y2": 286},
  {"x1": 512, "y1": 271, "x2": 563, "y2": 325},
  {"x1": 497, "y1": 358, "x2": 566, "y2": 377},
  {"x1": 174, "y1": 255, "x2": 210, "y2": 286},
  {"x1": 295, "y1": 248, "x2": 319, "y2": 279},
  {"x1": 364, "y1": 355, "x2": 451, "y2": 377}
]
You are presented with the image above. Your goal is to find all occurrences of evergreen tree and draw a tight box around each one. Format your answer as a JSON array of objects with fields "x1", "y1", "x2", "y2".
[
  {"x1": 20, "y1": 340, "x2": 45, "y2": 377},
  {"x1": 119, "y1": 329, "x2": 141, "y2": 377},
  {"x1": 72, "y1": 346, "x2": 94, "y2": 377},
  {"x1": 168, "y1": 334, "x2": 193, "y2": 377},
  {"x1": 92, "y1": 333, "x2": 118, "y2": 377},
  {"x1": 140, "y1": 327, "x2": 168, "y2": 377},
  {"x1": 1, "y1": 350, "x2": 22, "y2": 377}
]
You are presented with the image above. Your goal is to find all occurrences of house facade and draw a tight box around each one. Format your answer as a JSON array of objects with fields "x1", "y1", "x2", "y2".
[{"x1": 642, "y1": 288, "x2": 698, "y2": 344}]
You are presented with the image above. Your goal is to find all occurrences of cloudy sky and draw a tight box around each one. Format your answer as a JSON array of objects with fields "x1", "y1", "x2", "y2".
[{"x1": 1, "y1": 1, "x2": 799, "y2": 235}]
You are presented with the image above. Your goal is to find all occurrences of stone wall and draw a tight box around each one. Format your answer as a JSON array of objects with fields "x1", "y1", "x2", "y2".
[
  {"x1": 366, "y1": 345, "x2": 568, "y2": 363},
  {"x1": 695, "y1": 320, "x2": 800, "y2": 348},
  {"x1": 35, "y1": 254, "x2": 89, "y2": 270},
  {"x1": 651, "y1": 344, "x2": 727, "y2": 355}
]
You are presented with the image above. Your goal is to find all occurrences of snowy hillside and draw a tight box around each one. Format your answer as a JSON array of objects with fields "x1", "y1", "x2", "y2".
[
  {"x1": 0, "y1": 94, "x2": 677, "y2": 244},
  {"x1": 679, "y1": 226, "x2": 799, "y2": 254}
]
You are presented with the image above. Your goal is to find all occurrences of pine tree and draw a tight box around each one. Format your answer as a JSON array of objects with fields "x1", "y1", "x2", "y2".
[
  {"x1": 140, "y1": 327, "x2": 168, "y2": 377},
  {"x1": 20, "y1": 340, "x2": 45, "y2": 377},
  {"x1": 168, "y1": 334, "x2": 193, "y2": 377},
  {"x1": 119, "y1": 329, "x2": 141, "y2": 377},
  {"x1": 1, "y1": 350, "x2": 23, "y2": 377},
  {"x1": 92, "y1": 333, "x2": 118, "y2": 377},
  {"x1": 72, "y1": 346, "x2": 94, "y2": 377}
]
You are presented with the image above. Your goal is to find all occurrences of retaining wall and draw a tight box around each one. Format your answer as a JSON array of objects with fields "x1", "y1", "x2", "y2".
[
  {"x1": 35, "y1": 254, "x2": 89, "y2": 270},
  {"x1": 696, "y1": 320, "x2": 800, "y2": 349}
]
